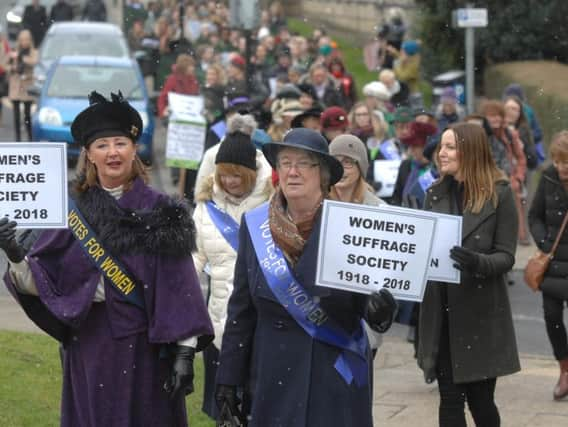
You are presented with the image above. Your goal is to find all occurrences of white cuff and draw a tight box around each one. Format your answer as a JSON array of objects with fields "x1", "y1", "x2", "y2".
[{"x1": 177, "y1": 336, "x2": 197, "y2": 348}]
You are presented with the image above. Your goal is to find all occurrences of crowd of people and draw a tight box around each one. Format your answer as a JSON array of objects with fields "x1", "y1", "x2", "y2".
[{"x1": 1, "y1": 1, "x2": 568, "y2": 427}]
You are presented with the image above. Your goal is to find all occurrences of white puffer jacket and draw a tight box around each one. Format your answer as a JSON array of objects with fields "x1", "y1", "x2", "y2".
[{"x1": 193, "y1": 162, "x2": 273, "y2": 350}]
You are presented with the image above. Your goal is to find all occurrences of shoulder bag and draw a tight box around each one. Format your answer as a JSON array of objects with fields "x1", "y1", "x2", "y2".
[{"x1": 524, "y1": 211, "x2": 568, "y2": 291}]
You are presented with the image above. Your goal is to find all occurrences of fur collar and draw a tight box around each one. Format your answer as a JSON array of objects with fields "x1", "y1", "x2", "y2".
[{"x1": 75, "y1": 184, "x2": 196, "y2": 257}]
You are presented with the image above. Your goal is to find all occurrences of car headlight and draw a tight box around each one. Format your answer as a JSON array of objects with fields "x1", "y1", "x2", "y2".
[
  {"x1": 138, "y1": 111, "x2": 148, "y2": 129},
  {"x1": 7, "y1": 11, "x2": 22, "y2": 24},
  {"x1": 38, "y1": 107, "x2": 63, "y2": 126}
]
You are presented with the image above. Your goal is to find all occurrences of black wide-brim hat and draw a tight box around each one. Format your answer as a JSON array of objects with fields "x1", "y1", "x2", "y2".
[
  {"x1": 291, "y1": 107, "x2": 323, "y2": 129},
  {"x1": 262, "y1": 128, "x2": 344, "y2": 185},
  {"x1": 71, "y1": 91, "x2": 143, "y2": 147}
]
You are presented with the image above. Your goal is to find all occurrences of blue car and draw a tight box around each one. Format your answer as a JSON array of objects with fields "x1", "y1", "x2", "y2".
[{"x1": 32, "y1": 55, "x2": 155, "y2": 164}]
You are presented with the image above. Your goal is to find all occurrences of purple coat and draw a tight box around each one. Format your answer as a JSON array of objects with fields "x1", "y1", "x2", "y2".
[{"x1": 4, "y1": 178, "x2": 213, "y2": 427}]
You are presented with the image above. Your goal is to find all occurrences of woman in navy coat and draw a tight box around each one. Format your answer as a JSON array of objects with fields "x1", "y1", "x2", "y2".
[{"x1": 214, "y1": 128, "x2": 398, "y2": 427}]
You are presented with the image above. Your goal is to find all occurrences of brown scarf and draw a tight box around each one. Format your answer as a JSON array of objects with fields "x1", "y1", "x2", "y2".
[{"x1": 269, "y1": 190, "x2": 321, "y2": 265}]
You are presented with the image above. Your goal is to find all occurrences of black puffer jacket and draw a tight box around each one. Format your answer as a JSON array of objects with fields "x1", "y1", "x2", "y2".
[{"x1": 528, "y1": 165, "x2": 568, "y2": 288}]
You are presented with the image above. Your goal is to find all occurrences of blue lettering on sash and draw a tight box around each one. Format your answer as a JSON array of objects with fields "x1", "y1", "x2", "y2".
[
  {"x1": 246, "y1": 203, "x2": 369, "y2": 386},
  {"x1": 205, "y1": 201, "x2": 240, "y2": 252}
]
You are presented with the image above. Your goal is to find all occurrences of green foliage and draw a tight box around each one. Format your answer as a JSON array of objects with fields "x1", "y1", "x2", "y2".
[
  {"x1": 0, "y1": 331, "x2": 214, "y2": 427},
  {"x1": 415, "y1": 0, "x2": 568, "y2": 76}
]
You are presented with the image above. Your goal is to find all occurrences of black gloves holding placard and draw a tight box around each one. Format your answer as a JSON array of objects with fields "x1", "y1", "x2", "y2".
[
  {"x1": 0, "y1": 217, "x2": 25, "y2": 263},
  {"x1": 164, "y1": 345, "x2": 195, "y2": 400},
  {"x1": 450, "y1": 245, "x2": 480, "y2": 272},
  {"x1": 364, "y1": 288, "x2": 398, "y2": 333},
  {"x1": 215, "y1": 384, "x2": 246, "y2": 426}
]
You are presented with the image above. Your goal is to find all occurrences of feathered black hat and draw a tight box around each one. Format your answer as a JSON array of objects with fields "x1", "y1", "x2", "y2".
[{"x1": 71, "y1": 91, "x2": 143, "y2": 147}]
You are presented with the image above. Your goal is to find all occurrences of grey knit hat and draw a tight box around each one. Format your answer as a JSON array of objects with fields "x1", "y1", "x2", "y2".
[{"x1": 329, "y1": 134, "x2": 369, "y2": 177}]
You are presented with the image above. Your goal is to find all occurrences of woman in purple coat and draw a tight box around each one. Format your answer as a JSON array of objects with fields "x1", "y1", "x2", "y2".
[{"x1": 0, "y1": 91, "x2": 213, "y2": 427}]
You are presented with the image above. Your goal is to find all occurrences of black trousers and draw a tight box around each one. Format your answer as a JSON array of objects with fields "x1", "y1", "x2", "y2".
[
  {"x1": 543, "y1": 293, "x2": 568, "y2": 361},
  {"x1": 12, "y1": 100, "x2": 32, "y2": 141},
  {"x1": 202, "y1": 343, "x2": 220, "y2": 420},
  {"x1": 436, "y1": 320, "x2": 500, "y2": 427}
]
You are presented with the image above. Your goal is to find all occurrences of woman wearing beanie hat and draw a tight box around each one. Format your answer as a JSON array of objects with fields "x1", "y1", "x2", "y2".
[
  {"x1": 192, "y1": 131, "x2": 273, "y2": 420},
  {"x1": 329, "y1": 134, "x2": 387, "y2": 358}
]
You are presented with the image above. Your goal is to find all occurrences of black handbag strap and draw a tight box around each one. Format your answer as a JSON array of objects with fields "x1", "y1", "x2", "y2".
[{"x1": 550, "y1": 211, "x2": 568, "y2": 257}]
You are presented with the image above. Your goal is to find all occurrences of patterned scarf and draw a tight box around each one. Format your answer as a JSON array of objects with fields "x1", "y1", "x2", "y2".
[{"x1": 269, "y1": 190, "x2": 321, "y2": 266}]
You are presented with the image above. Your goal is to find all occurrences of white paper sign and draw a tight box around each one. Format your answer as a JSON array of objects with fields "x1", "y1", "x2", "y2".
[
  {"x1": 168, "y1": 92, "x2": 206, "y2": 123},
  {"x1": 166, "y1": 93, "x2": 206, "y2": 169},
  {"x1": 316, "y1": 200, "x2": 436, "y2": 302},
  {"x1": 0, "y1": 143, "x2": 68, "y2": 228},
  {"x1": 373, "y1": 159, "x2": 401, "y2": 198},
  {"x1": 382, "y1": 205, "x2": 462, "y2": 283}
]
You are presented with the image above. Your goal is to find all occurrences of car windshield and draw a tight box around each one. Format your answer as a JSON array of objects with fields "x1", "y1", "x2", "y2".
[
  {"x1": 41, "y1": 33, "x2": 129, "y2": 61},
  {"x1": 47, "y1": 65, "x2": 144, "y2": 100}
]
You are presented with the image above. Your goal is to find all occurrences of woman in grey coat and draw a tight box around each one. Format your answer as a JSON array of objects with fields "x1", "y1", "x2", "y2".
[{"x1": 418, "y1": 123, "x2": 520, "y2": 427}]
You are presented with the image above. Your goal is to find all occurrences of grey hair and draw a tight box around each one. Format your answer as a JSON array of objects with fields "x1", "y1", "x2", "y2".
[{"x1": 227, "y1": 113, "x2": 258, "y2": 136}]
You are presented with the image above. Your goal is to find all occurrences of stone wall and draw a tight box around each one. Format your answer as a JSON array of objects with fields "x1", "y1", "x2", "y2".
[{"x1": 283, "y1": 0, "x2": 417, "y2": 43}]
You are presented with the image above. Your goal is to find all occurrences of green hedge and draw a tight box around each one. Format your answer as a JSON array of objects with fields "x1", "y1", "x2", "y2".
[{"x1": 484, "y1": 60, "x2": 568, "y2": 147}]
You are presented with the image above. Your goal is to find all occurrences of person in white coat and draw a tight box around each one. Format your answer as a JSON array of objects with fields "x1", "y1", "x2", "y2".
[{"x1": 192, "y1": 131, "x2": 273, "y2": 419}]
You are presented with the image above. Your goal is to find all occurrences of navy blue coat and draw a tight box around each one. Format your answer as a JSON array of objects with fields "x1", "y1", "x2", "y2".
[{"x1": 216, "y1": 210, "x2": 373, "y2": 427}]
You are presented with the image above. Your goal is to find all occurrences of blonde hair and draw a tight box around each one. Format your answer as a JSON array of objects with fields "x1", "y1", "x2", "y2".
[
  {"x1": 17, "y1": 29, "x2": 35, "y2": 49},
  {"x1": 436, "y1": 123, "x2": 506, "y2": 214},
  {"x1": 215, "y1": 163, "x2": 257, "y2": 196},
  {"x1": 207, "y1": 63, "x2": 226, "y2": 85},
  {"x1": 550, "y1": 130, "x2": 568, "y2": 162},
  {"x1": 74, "y1": 144, "x2": 149, "y2": 193},
  {"x1": 175, "y1": 54, "x2": 195, "y2": 74}
]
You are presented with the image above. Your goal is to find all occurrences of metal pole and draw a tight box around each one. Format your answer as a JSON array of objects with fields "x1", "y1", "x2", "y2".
[
  {"x1": 244, "y1": 29, "x2": 252, "y2": 93},
  {"x1": 465, "y1": 25, "x2": 475, "y2": 114}
]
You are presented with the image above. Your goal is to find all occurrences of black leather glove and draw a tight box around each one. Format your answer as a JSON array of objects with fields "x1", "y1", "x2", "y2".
[
  {"x1": 215, "y1": 384, "x2": 245, "y2": 425},
  {"x1": 164, "y1": 345, "x2": 195, "y2": 400},
  {"x1": 364, "y1": 288, "x2": 398, "y2": 333},
  {"x1": 450, "y1": 245, "x2": 480, "y2": 272},
  {"x1": 0, "y1": 217, "x2": 25, "y2": 263}
]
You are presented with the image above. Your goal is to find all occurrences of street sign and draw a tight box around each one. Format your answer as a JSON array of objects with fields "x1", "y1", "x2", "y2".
[
  {"x1": 229, "y1": 0, "x2": 260, "y2": 30},
  {"x1": 455, "y1": 8, "x2": 488, "y2": 28}
]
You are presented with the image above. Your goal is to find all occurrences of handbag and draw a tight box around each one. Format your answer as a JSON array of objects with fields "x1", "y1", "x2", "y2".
[{"x1": 524, "y1": 211, "x2": 568, "y2": 291}]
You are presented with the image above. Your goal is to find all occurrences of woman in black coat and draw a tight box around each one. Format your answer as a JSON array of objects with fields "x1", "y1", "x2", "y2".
[
  {"x1": 213, "y1": 128, "x2": 397, "y2": 427},
  {"x1": 528, "y1": 130, "x2": 568, "y2": 400},
  {"x1": 418, "y1": 123, "x2": 520, "y2": 427}
]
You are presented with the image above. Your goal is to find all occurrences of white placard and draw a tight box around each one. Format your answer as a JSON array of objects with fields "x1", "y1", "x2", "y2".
[
  {"x1": 382, "y1": 205, "x2": 462, "y2": 283},
  {"x1": 456, "y1": 8, "x2": 488, "y2": 28},
  {"x1": 373, "y1": 159, "x2": 401, "y2": 198},
  {"x1": 0, "y1": 143, "x2": 68, "y2": 228},
  {"x1": 316, "y1": 200, "x2": 436, "y2": 302},
  {"x1": 165, "y1": 93, "x2": 206, "y2": 170},
  {"x1": 168, "y1": 92, "x2": 206, "y2": 124}
]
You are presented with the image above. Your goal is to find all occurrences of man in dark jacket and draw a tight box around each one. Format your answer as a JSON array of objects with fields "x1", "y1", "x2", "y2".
[
  {"x1": 82, "y1": 0, "x2": 107, "y2": 22},
  {"x1": 306, "y1": 63, "x2": 344, "y2": 109},
  {"x1": 23, "y1": 0, "x2": 48, "y2": 46},
  {"x1": 50, "y1": 0, "x2": 74, "y2": 23}
]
